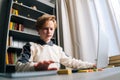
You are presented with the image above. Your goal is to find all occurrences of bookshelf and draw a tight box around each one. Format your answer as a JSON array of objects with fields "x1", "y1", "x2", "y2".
[{"x1": 0, "y1": 0, "x2": 56, "y2": 73}]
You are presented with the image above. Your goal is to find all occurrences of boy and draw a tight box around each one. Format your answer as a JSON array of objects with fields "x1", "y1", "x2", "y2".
[{"x1": 16, "y1": 14, "x2": 95, "y2": 72}]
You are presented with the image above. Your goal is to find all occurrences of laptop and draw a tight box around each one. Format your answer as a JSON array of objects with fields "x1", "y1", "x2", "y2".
[
  {"x1": 96, "y1": 29, "x2": 109, "y2": 69},
  {"x1": 72, "y1": 29, "x2": 109, "y2": 73}
]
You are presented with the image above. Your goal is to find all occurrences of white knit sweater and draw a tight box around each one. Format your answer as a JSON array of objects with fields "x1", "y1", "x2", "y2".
[{"x1": 16, "y1": 42, "x2": 94, "y2": 72}]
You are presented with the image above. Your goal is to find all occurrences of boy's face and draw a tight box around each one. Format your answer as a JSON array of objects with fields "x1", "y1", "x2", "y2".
[{"x1": 38, "y1": 20, "x2": 55, "y2": 43}]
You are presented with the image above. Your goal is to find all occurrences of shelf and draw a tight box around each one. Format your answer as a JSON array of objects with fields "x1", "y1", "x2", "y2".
[
  {"x1": 11, "y1": 14, "x2": 36, "y2": 22},
  {"x1": 12, "y1": 2, "x2": 45, "y2": 19},
  {"x1": 6, "y1": 64, "x2": 15, "y2": 73},
  {"x1": 11, "y1": 14, "x2": 36, "y2": 29},
  {"x1": 36, "y1": 0, "x2": 55, "y2": 8},
  {"x1": 7, "y1": 46, "x2": 22, "y2": 54},
  {"x1": 9, "y1": 30, "x2": 40, "y2": 42},
  {"x1": 15, "y1": 0, "x2": 55, "y2": 14},
  {"x1": 9, "y1": 30, "x2": 56, "y2": 44}
]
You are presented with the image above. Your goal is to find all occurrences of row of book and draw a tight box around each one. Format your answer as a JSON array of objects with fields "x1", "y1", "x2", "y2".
[
  {"x1": 8, "y1": 36, "x2": 26, "y2": 48},
  {"x1": 11, "y1": 8, "x2": 18, "y2": 16},
  {"x1": 9, "y1": 21, "x2": 38, "y2": 35},
  {"x1": 9, "y1": 22, "x2": 24, "y2": 31},
  {"x1": 6, "y1": 52, "x2": 18, "y2": 64}
]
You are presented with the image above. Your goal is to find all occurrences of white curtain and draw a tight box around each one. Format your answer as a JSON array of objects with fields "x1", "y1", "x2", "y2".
[
  {"x1": 56, "y1": 0, "x2": 120, "y2": 63},
  {"x1": 106, "y1": 0, "x2": 120, "y2": 56}
]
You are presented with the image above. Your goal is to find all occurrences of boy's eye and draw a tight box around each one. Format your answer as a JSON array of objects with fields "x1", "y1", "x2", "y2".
[{"x1": 50, "y1": 28, "x2": 53, "y2": 30}]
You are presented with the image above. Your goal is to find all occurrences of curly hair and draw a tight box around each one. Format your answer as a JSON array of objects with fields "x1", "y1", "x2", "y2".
[{"x1": 35, "y1": 14, "x2": 57, "y2": 31}]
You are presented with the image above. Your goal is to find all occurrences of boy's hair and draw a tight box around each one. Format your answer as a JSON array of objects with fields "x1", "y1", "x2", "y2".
[{"x1": 35, "y1": 14, "x2": 57, "y2": 31}]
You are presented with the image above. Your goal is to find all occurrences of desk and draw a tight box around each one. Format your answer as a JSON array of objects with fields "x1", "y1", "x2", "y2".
[{"x1": 0, "y1": 67, "x2": 120, "y2": 80}]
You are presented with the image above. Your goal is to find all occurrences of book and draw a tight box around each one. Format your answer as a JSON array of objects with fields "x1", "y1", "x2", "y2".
[
  {"x1": 13, "y1": 40, "x2": 19, "y2": 47},
  {"x1": 109, "y1": 55, "x2": 120, "y2": 61},
  {"x1": 109, "y1": 59, "x2": 120, "y2": 64},
  {"x1": 7, "y1": 52, "x2": 18, "y2": 64},
  {"x1": 6, "y1": 52, "x2": 9, "y2": 64},
  {"x1": 9, "y1": 22, "x2": 13, "y2": 30},
  {"x1": 9, "y1": 36, "x2": 13, "y2": 46}
]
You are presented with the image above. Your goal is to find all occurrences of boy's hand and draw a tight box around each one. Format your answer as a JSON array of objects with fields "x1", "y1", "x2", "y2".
[{"x1": 34, "y1": 60, "x2": 57, "y2": 71}]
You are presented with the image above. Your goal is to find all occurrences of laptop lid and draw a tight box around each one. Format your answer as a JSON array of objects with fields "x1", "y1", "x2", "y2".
[{"x1": 96, "y1": 29, "x2": 109, "y2": 68}]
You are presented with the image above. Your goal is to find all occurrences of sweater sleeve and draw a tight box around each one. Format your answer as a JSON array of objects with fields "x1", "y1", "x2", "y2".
[
  {"x1": 59, "y1": 47, "x2": 94, "y2": 69},
  {"x1": 60, "y1": 57, "x2": 94, "y2": 69},
  {"x1": 15, "y1": 42, "x2": 36, "y2": 72}
]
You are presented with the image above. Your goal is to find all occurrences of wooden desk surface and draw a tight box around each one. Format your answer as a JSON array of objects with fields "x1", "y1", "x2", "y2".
[{"x1": 0, "y1": 67, "x2": 120, "y2": 80}]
